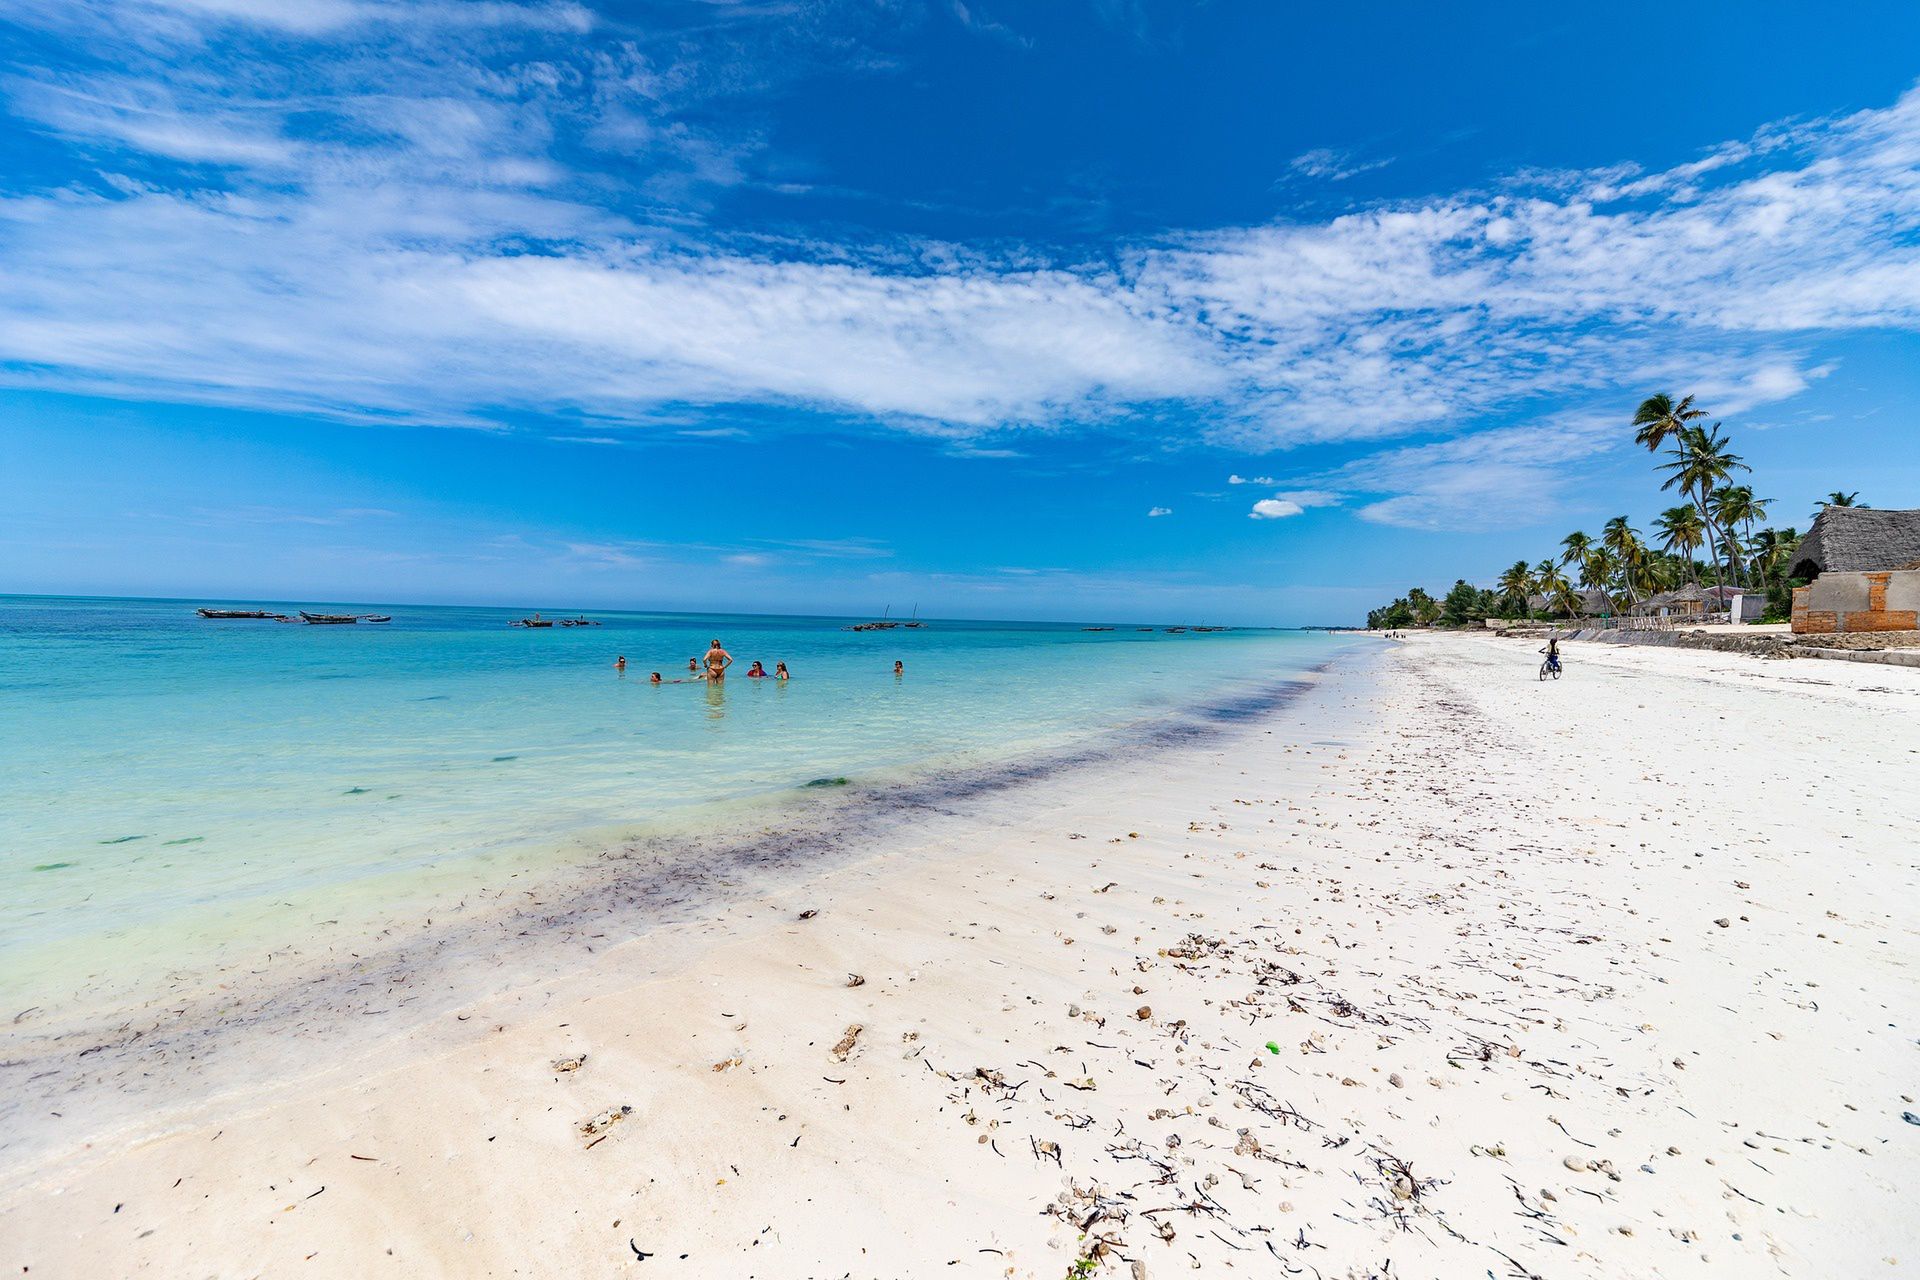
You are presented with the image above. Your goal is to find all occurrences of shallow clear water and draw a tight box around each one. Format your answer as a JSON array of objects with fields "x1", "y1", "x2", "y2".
[{"x1": 0, "y1": 596, "x2": 1344, "y2": 1010}]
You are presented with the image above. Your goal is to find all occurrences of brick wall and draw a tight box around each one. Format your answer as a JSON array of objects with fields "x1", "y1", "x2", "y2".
[{"x1": 1793, "y1": 570, "x2": 1920, "y2": 633}]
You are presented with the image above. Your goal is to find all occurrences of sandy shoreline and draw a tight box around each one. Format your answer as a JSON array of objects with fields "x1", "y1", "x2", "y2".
[{"x1": 5, "y1": 636, "x2": 1917, "y2": 1277}]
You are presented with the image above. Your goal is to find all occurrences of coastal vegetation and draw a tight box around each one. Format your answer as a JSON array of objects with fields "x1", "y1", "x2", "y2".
[{"x1": 1366, "y1": 393, "x2": 1853, "y2": 629}]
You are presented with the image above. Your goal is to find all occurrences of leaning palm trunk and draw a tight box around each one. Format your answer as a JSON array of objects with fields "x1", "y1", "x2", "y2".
[{"x1": 1696, "y1": 493, "x2": 1724, "y2": 591}]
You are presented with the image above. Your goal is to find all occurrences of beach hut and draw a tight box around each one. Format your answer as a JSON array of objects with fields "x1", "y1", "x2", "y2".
[
  {"x1": 1628, "y1": 585, "x2": 1706, "y2": 619},
  {"x1": 1785, "y1": 506, "x2": 1920, "y2": 580},
  {"x1": 1786, "y1": 507, "x2": 1920, "y2": 634}
]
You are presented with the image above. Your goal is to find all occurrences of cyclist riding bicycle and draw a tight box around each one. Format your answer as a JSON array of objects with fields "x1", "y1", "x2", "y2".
[{"x1": 1538, "y1": 637, "x2": 1562, "y2": 673}]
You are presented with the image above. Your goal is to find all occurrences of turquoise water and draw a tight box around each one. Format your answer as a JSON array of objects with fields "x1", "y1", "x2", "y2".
[{"x1": 0, "y1": 596, "x2": 1343, "y2": 1013}]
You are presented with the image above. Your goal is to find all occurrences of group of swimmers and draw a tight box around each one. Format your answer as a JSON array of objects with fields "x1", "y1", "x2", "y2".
[{"x1": 612, "y1": 638, "x2": 907, "y2": 684}]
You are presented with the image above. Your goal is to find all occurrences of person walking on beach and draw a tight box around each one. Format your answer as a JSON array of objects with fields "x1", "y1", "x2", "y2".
[{"x1": 705, "y1": 638, "x2": 734, "y2": 681}]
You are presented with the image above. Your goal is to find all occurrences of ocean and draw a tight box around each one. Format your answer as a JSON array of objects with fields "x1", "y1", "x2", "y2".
[{"x1": 0, "y1": 596, "x2": 1347, "y2": 1020}]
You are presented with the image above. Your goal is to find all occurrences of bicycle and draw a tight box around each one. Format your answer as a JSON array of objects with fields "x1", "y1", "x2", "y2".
[{"x1": 1538, "y1": 654, "x2": 1562, "y2": 681}]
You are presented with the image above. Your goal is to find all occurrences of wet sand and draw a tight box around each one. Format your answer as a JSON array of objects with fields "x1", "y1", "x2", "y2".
[{"x1": 3, "y1": 636, "x2": 1916, "y2": 1277}]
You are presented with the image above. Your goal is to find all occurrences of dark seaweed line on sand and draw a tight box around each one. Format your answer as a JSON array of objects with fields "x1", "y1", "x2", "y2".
[{"x1": 0, "y1": 661, "x2": 1346, "y2": 1171}]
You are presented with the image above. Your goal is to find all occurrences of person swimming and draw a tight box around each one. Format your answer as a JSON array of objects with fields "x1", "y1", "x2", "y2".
[
  {"x1": 893, "y1": 660, "x2": 904, "y2": 676},
  {"x1": 704, "y1": 638, "x2": 734, "y2": 681},
  {"x1": 745, "y1": 661, "x2": 767, "y2": 678},
  {"x1": 649, "y1": 671, "x2": 662, "y2": 683},
  {"x1": 615, "y1": 655, "x2": 626, "y2": 673},
  {"x1": 775, "y1": 661, "x2": 789, "y2": 680}
]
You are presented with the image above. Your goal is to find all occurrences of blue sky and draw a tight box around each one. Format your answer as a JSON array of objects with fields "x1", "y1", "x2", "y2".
[{"x1": 3, "y1": 0, "x2": 1919, "y2": 623}]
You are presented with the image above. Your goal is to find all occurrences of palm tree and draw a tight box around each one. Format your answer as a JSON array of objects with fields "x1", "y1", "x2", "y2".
[
  {"x1": 1495, "y1": 560, "x2": 1534, "y2": 618},
  {"x1": 1585, "y1": 546, "x2": 1622, "y2": 611},
  {"x1": 1750, "y1": 526, "x2": 1799, "y2": 586},
  {"x1": 1710, "y1": 485, "x2": 1767, "y2": 586},
  {"x1": 1631, "y1": 392, "x2": 1707, "y2": 455},
  {"x1": 1560, "y1": 530, "x2": 1593, "y2": 573},
  {"x1": 1533, "y1": 561, "x2": 1574, "y2": 618},
  {"x1": 1601, "y1": 516, "x2": 1647, "y2": 604},
  {"x1": 1657, "y1": 422, "x2": 1747, "y2": 588},
  {"x1": 1652, "y1": 505, "x2": 1707, "y2": 583},
  {"x1": 1813, "y1": 490, "x2": 1865, "y2": 521},
  {"x1": 1643, "y1": 554, "x2": 1685, "y2": 595}
]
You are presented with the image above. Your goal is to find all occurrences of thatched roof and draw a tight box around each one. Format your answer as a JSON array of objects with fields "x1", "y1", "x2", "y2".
[{"x1": 1787, "y1": 507, "x2": 1920, "y2": 579}]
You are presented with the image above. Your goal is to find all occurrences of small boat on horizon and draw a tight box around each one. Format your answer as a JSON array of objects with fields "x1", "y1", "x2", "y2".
[
  {"x1": 299, "y1": 611, "x2": 366, "y2": 624},
  {"x1": 196, "y1": 608, "x2": 289, "y2": 621}
]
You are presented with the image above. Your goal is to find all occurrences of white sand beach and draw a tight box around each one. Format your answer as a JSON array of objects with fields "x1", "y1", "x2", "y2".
[{"x1": 4, "y1": 635, "x2": 1917, "y2": 1278}]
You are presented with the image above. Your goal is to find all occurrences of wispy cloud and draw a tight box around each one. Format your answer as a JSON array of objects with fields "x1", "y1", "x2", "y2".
[
  {"x1": 1287, "y1": 146, "x2": 1392, "y2": 182},
  {"x1": 1146, "y1": 505, "x2": 1172, "y2": 517}
]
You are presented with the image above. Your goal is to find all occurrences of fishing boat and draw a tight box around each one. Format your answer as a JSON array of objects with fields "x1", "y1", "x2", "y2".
[
  {"x1": 362, "y1": 615, "x2": 392, "y2": 624},
  {"x1": 510, "y1": 615, "x2": 554, "y2": 628},
  {"x1": 196, "y1": 608, "x2": 288, "y2": 620},
  {"x1": 299, "y1": 611, "x2": 363, "y2": 624},
  {"x1": 557, "y1": 616, "x2": 600, "y2": 627}
]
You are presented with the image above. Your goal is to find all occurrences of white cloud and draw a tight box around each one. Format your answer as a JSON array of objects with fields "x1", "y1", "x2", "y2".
[
  {"x1": 1249, "y1": 498, "x2": 1303, "y2": 520},
  {"x1": 1226, "y1": 474, "x2": 1275, "y2": 485},
  {"x1": 1270, "y1": 489, "x2": 1342, "y2": 509},
  {"x1": 1146, "y1": 506, "x2": 1172, "y2": 517},
  {"x1": 1338, "y1": 415, "x2": 1620, "y2": 531},
  {"x1": 0, "y1": 5, "x2": 1917, "y2": 475}
]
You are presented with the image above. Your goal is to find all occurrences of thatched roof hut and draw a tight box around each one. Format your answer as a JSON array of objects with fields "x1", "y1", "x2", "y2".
[{"x1": 1786, "y1": 507, "x2": 1920, "y2": 580}]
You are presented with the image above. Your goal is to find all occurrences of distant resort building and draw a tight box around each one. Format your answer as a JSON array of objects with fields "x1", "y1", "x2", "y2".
[
  {"x1": 1628, "y1": 583, "x2": 1707, "y2": 619},
  {"x1": 1524, "y1": 588, "x2": 1615, "y2": 618},
  {"x1": 1788, "y1": 507, "x2": 1920, "y2": 634},
  {"x1": 1624, "y1": 582, "x2": 1769, "y2": 623}
]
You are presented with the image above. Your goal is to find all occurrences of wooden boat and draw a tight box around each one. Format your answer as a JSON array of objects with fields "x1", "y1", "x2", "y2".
[
  {"x1": 1081, "y1": 626, "x2": 1115, "y2": 632},
  {"x1": 362, "y1": 615, "x2": 392, "y2": 624},
  {"x1": 197, "y1": 608, "x2": 287, "y2": 620},
  {"x1": 299, "y1": 611, "x2": 362, "y2": 624},
  {"x1": 557, "y1": 617, "x2": 600, "y2": 627},
  {"x1": 510, "y1": 616, "x2": 554, "y2": 628}
]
